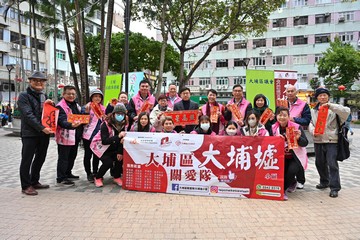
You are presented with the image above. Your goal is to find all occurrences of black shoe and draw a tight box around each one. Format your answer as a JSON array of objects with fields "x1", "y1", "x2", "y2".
[
  {"x1": 87, "y1": 174, "x2": 94, "y2": 183},
  {"x1": 56, "y1": 180, "x2": 75, "y2": 187},
  {"x1": 67, "y1": 174, "x2": 80, "y2": 179},
  {"x1": 32, "y1": 183, "x2": 50, "y2": 189},
  {"x1": 316, "y1": 183, "x2": 329, "y2": 189},
  {"x1": 329, "y1": 190, "x2": 338, "y2": 198}
]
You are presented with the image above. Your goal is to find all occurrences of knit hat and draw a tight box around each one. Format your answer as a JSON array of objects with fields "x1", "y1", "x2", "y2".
[
  {"x1": 28, "y1": 71, "x2": 47, "y2": 81},
  {"x1": 113, "y1": 103, "x2": 127, "y2": 114},
  {"x1": 315, "y1": 88, "x2": 330, "y2": 98},
  {"x1": 90, "y1": 88, "x2": 103, "y2": 100}
]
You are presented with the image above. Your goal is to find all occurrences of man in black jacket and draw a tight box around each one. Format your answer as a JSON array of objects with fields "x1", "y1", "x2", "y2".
[{"x1": 17, "y1": 72, "x2": 54, "y2": 196}]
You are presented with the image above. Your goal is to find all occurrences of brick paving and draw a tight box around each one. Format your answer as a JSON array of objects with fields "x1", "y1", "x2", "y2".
[{"x1": 0, "y1": 128, "x2": 360, "y2": 239}]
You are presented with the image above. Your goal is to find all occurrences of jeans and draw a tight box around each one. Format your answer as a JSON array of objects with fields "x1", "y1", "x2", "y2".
[{"x1": 314, "y1": 143, "x2": 341, "y2": 191}]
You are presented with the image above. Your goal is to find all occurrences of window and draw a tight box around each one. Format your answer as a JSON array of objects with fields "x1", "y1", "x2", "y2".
[
  {"x1": 273, "y1": 56, "x2": 286, "y2": 65},
  {"x1": 96, "y1": 10, "x2": 101, "y2": 20},
  {"x1": 234, "y1": 41, "x2": 247, "y2": 49},
  {"x1": 184, "y1": 61, "x2": 191, "y2": 69},
  {"x1": 339, "y1": 11, "x2": 354, "y2": 22},
  {"x1": 293, "y1": 55, "x2": 307, "y2": 65},
  {"x1": 234, "y1": 58, "x2": 249, "y2": 67},
  {"x1": 253, "y1": 57, "x2": 266, "y2": 66},
  {"x1": 56, "y1": 70, "x2": 66, "y2": 77},
  {"x1": 315, "y1": 34, "x2": 330, "y2": 43},
  {"x1": 31, "y1": 39, "x2": 46, "y2": 51},
  {"x1": 316, "y1": 0, "x2": 331, "y2": 3},
  {"x1": 216, "y1": 59, "x2": 228, "y2": 68},
  {"x1": 200, "y1": 44, "x2": 208, "y2": 52},
  {"x1": 293, "y1": 35, "x2": 308, "y2": 45},
  {"x1": 315, "y1": 14, "x2": 331, "y2": 24},
  {"x1": 84, "y1": 23, "x2": 93, "y2": 34},
  {"x1": 273, "y1": 37, "x2": 286, "y2": 46},
  {"x1": 56, "y1": 31, "x2": 66, "y2": 41},
  {"x1": 294, "y1": 16, "x2": 308, "y2": 26},
  {"x1": 216, "y1": 43, "x2": 228, "y2": 51},
  {"x1": 293, "y1": 0, "x2": 307, "y2": 6},
  {"x1": 339, "y1": 32, "x2": 354, "y2": 42},
  {"x1": 272, "y1": 18, "x2": 287, "y2": 28},
  {"x1": 10, "y1": 31, "x2": 26, "y2": 46},
  {"x1": 0, "y1": 28, "x2": 3, "y2": 40},
  {"x1": 0, "y1": 53, "x2": 3, "y2": 66},
  {"x1": 216, "y1": 77, "x2": 228, "y2": 85},
  {"x1": 253, "y1": 39, "x2": 266, "y2": 48},
  {"x1": 199, "y1": 78, "x2": 211, "y2": 86},
  {"x1": 56, "y1": 50, "x2": 66, "y2": 60},
  {"x1": 203, "y1": 60, "x2": 212, "y2": 69},
  {"x1": 233, "y1": 76, "x2": 246, "y2": 85},
  {"x1": 315, "y1": 54, "x2": 323, "y2": 63}
]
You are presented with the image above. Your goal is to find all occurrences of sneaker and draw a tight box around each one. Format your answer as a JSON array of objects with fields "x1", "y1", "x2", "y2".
[
  {"x1": 283, "y1": 192, "x2": 288, "y2": 201},
  {"x1": 316, "y1": 183, "x2": 329, "y2": 189},
  {"x1": 296, "y1": 182, "x2": 304, "y2": 189},
  {"x1": 286, "y1": 181, "x2": 297, "y2": 193},
  {"x1": 67, "y1": 174, "x2": 80, "y2": 179},
  {"x1": 329, "y1": 190, "x2": 338, "y2": 198},
  {"x1": 94, "y1": 178, "x2": 103, "y2": 188},
  {"x1": 87, "y1": 174, "x2": 94, "y2": 183},
  {"x1": 56, "y1": 180, "x2": 75, "y2": 187},
  {"x1": 113, "y1": 178, "x2": 123, "y2": 186}
]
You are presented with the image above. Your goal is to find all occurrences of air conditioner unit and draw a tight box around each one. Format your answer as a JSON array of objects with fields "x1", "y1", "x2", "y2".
[
  {"x1": 222, "y1": 85, "x2": 228, "y2": 90},
  {"x1": 275, "y1": 37, "x2": 280, "y2": 40},
  {"x1": 217, "y1": 85, "x2": 222, "y2": 90},
  {"x1": 200, "y1": 87, "x2": 205, "y2": 90},
  {"x1": 324, "y1": 12, "x2": 330, "y2": 16},
  {"x1": 357, "y1": 39, "x2": 360, "y2": 47},
  {"x1": 294, "y1": 16, "x2": 300, "y2": 19},
  {"x1": 303, "y1": 35, "x2": 308, "y2": 39},
  {"x1": 302, "y1": 74, "x2": 308, "y2": 78},
  {"x1": 253, "y1": 45, "x2": 257, "y2": 49},
  {"x1": 338, "y1": 17, "x2": 345, "y2": 23},
  {"x1": 259, "y1": 49, "x2": 266, "y2": 54},
  {"x1": 205, "y1": 84, "x2": 211, "y2": 90},
  {"x1": 266, "y1": 49, "x2": 272, "y2": 54},
  {"x1": 11, "y1": 43, "x2": 20, "y2": 50},
  {"x1": 31, "y1": 49, "x2": 36, "y2": 54}
]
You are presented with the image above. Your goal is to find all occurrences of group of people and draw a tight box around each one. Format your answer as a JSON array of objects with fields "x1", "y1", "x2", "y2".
[{"x1": 17, "y1": 71, "x2": 351, "y2": 201}]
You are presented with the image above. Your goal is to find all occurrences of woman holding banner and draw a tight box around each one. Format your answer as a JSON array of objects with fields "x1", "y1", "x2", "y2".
[
  {"x1": 131, "y1": 112, "x2": 156, "y2": 132},
  {"x1": 272, "y1": 107, "x2": 308, "y2": 200},
  {"x1": 200, "y1": 89, "x2": 225, "y2": 135},
  {"x1": 252, "y1": 94, "x2": 275, "y2": 135}
]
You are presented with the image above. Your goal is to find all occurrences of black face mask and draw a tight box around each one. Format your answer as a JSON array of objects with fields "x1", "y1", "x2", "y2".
[{"x1": 159, "y1": 105, "x2": 168, "y2": 111}]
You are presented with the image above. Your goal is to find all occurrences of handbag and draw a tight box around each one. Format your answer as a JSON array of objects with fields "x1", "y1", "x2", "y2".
[{"x1": 336, "y1": 114, "x2": 350, "y2": 161}]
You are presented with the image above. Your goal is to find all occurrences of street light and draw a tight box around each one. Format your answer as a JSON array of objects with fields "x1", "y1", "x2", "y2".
[
  {"x1": 6, "y1": 64, "x2": 15, "y2": 107},
  {"x1": 241, "y1": 58, "x2": 251, "y2": 69}
]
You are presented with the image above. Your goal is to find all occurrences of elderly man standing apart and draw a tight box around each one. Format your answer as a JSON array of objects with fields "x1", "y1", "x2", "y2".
[
  {"x1": 286, "y1": 84, "x2": 311, "y2": 189},
  {"x1": 166, "y1": 83, "x2": 181, "y2": 109},
  {"x1": 309, "y1": 87, "x2": 350, "y2": 198},
  {"x1": 17, "y1": 72, "x2": 54, "y2": 196}
]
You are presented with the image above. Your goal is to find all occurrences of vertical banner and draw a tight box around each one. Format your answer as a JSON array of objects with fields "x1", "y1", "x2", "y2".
[
  {"x1": 123, "y1": 72, "x2": 146, "y2": 99},
  {"x1": 41, "y1": 102, "x2": 59, "y2": 133},
  {"x1": 104, "y1": 74, "x2": 122, "y2": 105},
  {"x1": 274, "y1": 70, "x2": 298, "y2": 100},
  {"x1": 246, "y1": 70, "x2": 276, "y2": 111},
  {"x1": 124, "y1": 132, "x2": 285, "y2": 201}
]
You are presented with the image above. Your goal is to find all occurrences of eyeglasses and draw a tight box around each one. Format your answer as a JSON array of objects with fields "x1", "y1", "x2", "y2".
[
  {"x1": 65, "y1": 93, "x2": 76, "y2": 96},
  {"x1": 31, "y1": 79, "x2": 46, "y2": 83}
]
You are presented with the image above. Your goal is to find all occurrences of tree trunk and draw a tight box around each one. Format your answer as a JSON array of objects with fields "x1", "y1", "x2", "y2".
[
  {"x1": 103, "y1": 0, "x2": 114, "y2": 93},
  {"x1": 178, "y1": 50, "x2": 185, "y2": 90},
  {"x1": 16, "y1": 0, "x2": 26, "y2": 94},
  {"x1": 32, "y1": 3, "x2": 39, "y2": 71},
  {"x1": 28, "y1": 1, "x2": 33, "y2": 74},
  {"x1": 99, "y1": 0, "x2": 105, "y2": 92}
]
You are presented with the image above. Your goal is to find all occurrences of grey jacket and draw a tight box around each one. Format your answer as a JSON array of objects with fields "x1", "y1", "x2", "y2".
[{"x1": 309, "y1": 103, "x2": 350, "y2": 144}]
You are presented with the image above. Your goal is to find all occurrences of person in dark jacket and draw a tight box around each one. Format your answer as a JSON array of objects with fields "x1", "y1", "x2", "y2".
[
  {"x1": 17, "y1": 71, "x2": 54, "y2": 196},
  {"x1": 94, "y1": 103, "x2": 127, "y2": 187}
]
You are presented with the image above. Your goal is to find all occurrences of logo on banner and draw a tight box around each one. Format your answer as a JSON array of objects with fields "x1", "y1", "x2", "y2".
[
  {"x1": 172, "y1": 184, "x2": 180, "y2": 191},
  {"x1": 210, "y1": 186, "x2": 218, "y2": 194},
  {"x1": 218, "y1": 171, "x2": 237, "y2": 183},
  {"x1": 160, "y1": 137, "x2": 171, "y2": 147}
]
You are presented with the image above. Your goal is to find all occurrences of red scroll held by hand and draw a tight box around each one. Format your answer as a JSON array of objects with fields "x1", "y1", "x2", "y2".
[
  {"x1": 138, "y1": 101, "x2": 153, "y2": 115},
  {"x1": 210, "y1": 106, "x2": 219, "y2": 123},
  {"x1": 228, "y1": 104, "x2": 242, "y2": 121},
  {"x1": 259, "y1": 108, "x2": 272, "y2": 126},
  {"x1": 314, "y1": 105, "x2": 328, "y2": 135},
  {"x1": 163, "y1": 110, "x2": 199, "y2": 126},
  {"x1": 68, "y1": 114, "x2": 90, "y2": 124},
  {"x1": 90, "y1": 102, "x2": 105, "y2": 119},
  {"x1": 286, "y1": 126, "x2": 298, "y2": 149},
  {"x1": 276, "y1": 99, "x2": 288, "y2": 108},
  {"x1": 42, "y1": 102, "x2": 59, "y2": 133}
]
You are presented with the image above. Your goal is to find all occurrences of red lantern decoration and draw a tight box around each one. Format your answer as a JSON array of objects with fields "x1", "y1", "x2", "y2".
[
  {"x1": 338, "y1": 85, "x2": 346, "y2": 91},
  {"x1": 58, "y1": 83, "x2": 65, "y2": 89}
]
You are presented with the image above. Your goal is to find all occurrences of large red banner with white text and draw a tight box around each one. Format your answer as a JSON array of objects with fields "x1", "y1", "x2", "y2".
[{"x1": 123, "y1": 133, "x2": 285, "y2": 200}]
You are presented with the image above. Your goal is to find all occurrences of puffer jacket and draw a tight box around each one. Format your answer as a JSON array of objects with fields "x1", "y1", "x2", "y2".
[
  {"x1": 309, "y1": 103, "x2": 350, "y2": 144},
  {"x1": 17, "y1": 87, "x2": 47, "y2": 137}
]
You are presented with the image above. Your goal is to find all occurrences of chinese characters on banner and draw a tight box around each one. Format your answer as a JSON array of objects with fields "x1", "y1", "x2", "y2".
[
  {"x1": 90, "y1": 102, "x2": 105, "y2": 119},
  {"x1": 41, "y1": 102, "x2": 59, "y2": 133},
  {"x1": 314, "y1": 105, "x2": 328, "y2": 135},
  {"x1": 163, "y1": 110, "x2": 199, "y2": 126},
  {"x1": 123, "y1": 132, "x2": 285, "y2": 201},
  {"x1": 228, "y1": 104, "x2": 242, "y2": 121}
]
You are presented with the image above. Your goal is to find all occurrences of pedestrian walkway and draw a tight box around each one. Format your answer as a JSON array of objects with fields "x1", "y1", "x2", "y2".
[{"x1": 0, "y1": 128, "x2": 359, "y2": 239}]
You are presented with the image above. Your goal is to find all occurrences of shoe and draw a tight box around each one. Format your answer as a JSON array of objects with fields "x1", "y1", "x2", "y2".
[
  {"x1": 56, "y1": 180, "x2": 75, "y2": 187},
  {"x1": 94, "y1": 178, "x2": 103, "y2": 188},
  {"x1": 283, "y1": 192, "x2": 288, "y2": 201},
  {"x1": 22, "y1": 186, "x2": 38, "y2": 196},
  {"x1": 67, "y1": 174, "x2": 80, "y2": 179},
  {"x1": 87, "y1": 174, "x2": 94, "y2": 183},
  {"x1": 296, "y1": 182, "x2": 304, "y2": 189},
  {"x1": 113, "y1": 178, "x2": 123, "y2": 186},
  {"x1": 316, "y1": 183, "x2": 329, "y2": 189},
  {"x1": 286, "y1": 181, "x2": 297, "y2": 193},
  {"x1": 32, "y1": 183, "x2": 50, "y2": 189},
  {"x1": 329, "y1": 190, "x2": 338, "y2": 198}
]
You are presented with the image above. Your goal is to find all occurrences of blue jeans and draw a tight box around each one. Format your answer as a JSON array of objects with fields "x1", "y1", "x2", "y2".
[{"x1": 314, "y1": 143, "x2": 341, "y2": 191}]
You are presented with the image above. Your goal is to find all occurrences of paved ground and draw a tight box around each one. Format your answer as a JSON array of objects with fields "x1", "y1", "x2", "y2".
[{"x1": 0, "y1": 127, "x2": 360, "y2": 239}]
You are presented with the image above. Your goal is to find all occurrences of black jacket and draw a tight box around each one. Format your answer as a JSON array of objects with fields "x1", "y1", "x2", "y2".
[{"x1": 17, "y1": 87, "x2": 47, "y2": 138}]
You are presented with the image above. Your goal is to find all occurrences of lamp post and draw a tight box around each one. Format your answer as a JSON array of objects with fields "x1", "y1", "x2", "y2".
[
  {"x1": 6, "y1": 64, "x2": 15, "y2": 107},
  {"x1": 242, "y1": 58, "x2": 251, "y2": 69}
]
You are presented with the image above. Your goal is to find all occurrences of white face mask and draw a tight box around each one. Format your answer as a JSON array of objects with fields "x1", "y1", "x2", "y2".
[
  {"x1": 248, "y1": 119, "x2": 257, "y2": 128},
  {"x1": 200, "y1": 123, "x2": 210, "y2": 131},
  {"x1": 226, "y1": 129, "x2": 237, "y2": 136}
]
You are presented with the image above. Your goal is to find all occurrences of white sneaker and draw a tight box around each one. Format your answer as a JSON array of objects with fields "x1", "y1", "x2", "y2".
[{"x1": 296, "y1": 182, "x2": 304, "y2": 189}]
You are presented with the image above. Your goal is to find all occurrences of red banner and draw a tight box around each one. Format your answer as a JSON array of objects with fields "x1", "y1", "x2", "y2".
[
  {"x1": 286, "y1": 126, "x2": 298, "y2": 149},
  {"x1": 314, "y1": 105, "x2": 328, "y2": 135},
  {"x1": 90, "y1": 102, "x2": 105, "y2": 119},
  {"x1": 163, "y1": 110, "x2": 199, "y2": 126},
  {"x1": 138, "y1": 101, "x2": 153, "y2": 114},
  {"x1": 123, "y1": 133, "x2": 285, "y2": 201},
  {"x1": 259, "y1": 108, "x2": 273, "y2": 125},
  {"x1": 228, "y1": 104, "x2": 242, "y2": 121},
  {"x1": 68, "y1": 114, "x2": 90, "y2": 124},
  {"x1": 41, "y1": 102, "x2": 59, "y2": 133},
  {"x1": 210, "y1": 106, "x2": 219, "y2": 123}
]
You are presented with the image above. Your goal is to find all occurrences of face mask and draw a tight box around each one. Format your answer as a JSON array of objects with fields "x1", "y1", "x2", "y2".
[
  {"x1": 200, "y1": 123, "x2": 210, "y2": 132},
  {"x1": 226, "y1": 129, "x2": 237, "y2": 136},
  {"x1": 248, "y1": 119, "x2": 257, "y2": 128},
  {"x1": 115, "y1": 114, "x2": 124, "y2": 122}
]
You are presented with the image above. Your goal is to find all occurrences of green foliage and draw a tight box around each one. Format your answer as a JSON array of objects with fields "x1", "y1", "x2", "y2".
[
  {"x1": 309, "y1": 78, "x2": 320, "y2": 90},
  {"x1": 317, "y1": 37, "x2": 360, "y2": 92},
  {"x1": 85, "y1": 32, "x2": 180, "y2": 77}
]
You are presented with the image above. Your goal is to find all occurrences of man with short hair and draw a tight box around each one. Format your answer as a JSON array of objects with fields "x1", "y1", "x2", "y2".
[
  {"x1": 166, "y1": 83, "x2": 181, "y2": 109},
  {"x1": 18, "y1": 71, "x2": 54, "y2": 196},
  {"x1": 127, "y1": 79, "x2": 156, "y2": 123},
  {"x1": 173, "y1": 87, "x2": 199, "y2": 133},
  {"x1": 286, "y1": 84, "x2": 311, "y2": 189}
]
